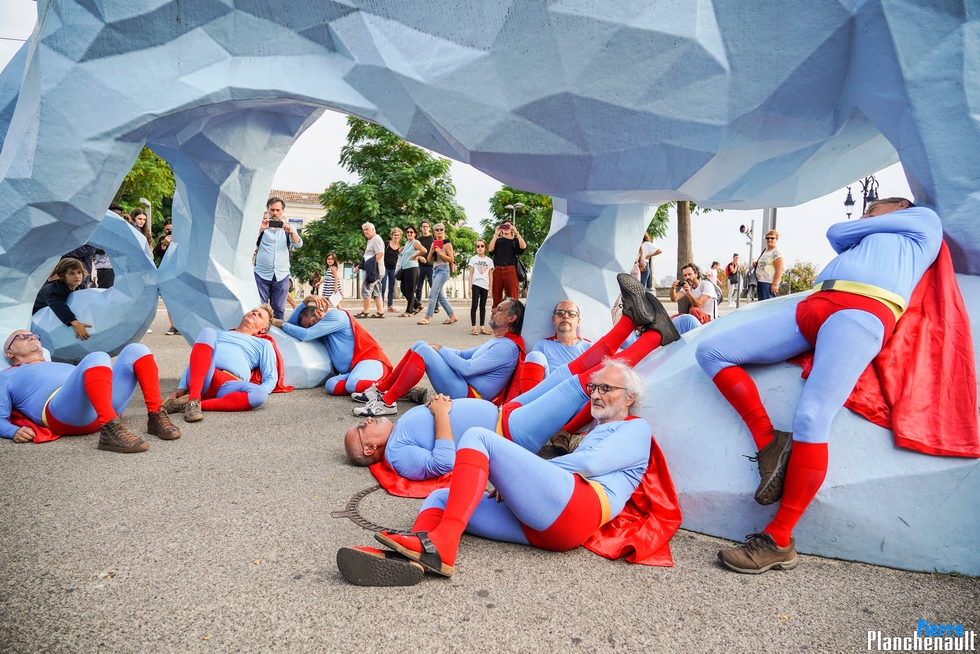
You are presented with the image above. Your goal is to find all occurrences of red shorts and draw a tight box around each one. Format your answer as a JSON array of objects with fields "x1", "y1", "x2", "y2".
[
  {"x1": 521, "y1": 475, "x2": 604, "y2": 551},
  {"x1": 203, "y1": 369, "x2": 240, "y2": 400},
  {"x1": 795, "y1": 290, "x2": 897, "y2": 348},
  {"x1": 43, "y1": 405, "x2": 98, "y2": 436}
]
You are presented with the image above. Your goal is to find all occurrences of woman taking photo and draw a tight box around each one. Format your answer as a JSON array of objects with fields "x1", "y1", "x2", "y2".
[
  {"x1": 417, "y1": 223, "x2": 458, "y2": 325},
  {"x1": 755, "y1": 230, "x2": 784, "y2": 300},
  {"x1": 396, "y1": 225, "x2": 427, "y2": 316}
]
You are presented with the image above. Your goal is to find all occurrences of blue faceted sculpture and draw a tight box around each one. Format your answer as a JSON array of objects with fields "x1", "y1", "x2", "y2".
[{"x1": 0, "y1": 0, "x2": 977, "y2": 573}]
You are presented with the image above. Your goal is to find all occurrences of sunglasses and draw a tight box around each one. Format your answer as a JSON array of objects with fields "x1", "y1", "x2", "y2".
[
  {"x1": 434, "y1": 228, "x2": 445, "y2": 232},
  {"x1": 553, "y1": 310, "x2": 579, "y2": 318},
  {"x1": 765, "y1": 237, "x2": 777, "y2": 240},
  {"x1": 586, "y1": 383, "x2": 625, "y2": 396}
]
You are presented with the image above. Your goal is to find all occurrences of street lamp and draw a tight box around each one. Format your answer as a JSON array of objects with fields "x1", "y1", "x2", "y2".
[
  {"x1": 737, "y1": 220, "x2": 755, "y2": 308},
  {"x1": 844, "y1": 187, "x2": 855, "y2": 219},
  {"x1": 842, "y1": 175, "x2": 879, "y2": 218},
  {"x1": 504, "y1": 202, "x2": 524, "y2": 222}
]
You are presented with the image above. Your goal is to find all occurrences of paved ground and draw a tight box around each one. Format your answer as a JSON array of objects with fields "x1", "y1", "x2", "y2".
[{"x1": 1, "y1": 302, "x2": 977, "y2": 653}]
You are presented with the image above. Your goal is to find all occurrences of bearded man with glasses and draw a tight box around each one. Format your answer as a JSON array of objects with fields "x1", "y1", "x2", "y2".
[{"x1": 0, "y1": 330, "x2": 179, "y2": 453}]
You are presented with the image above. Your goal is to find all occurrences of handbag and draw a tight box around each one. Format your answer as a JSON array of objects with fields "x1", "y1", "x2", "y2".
[
  {"x1": 395, "y1": 266, "x2": 404, "y2": 282},
  {"x1": 515, "y1": 257, "x2": 528, "y2": 284}
]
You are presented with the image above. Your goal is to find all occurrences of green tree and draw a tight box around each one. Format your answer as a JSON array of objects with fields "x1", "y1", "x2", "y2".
[
  {"x1": 786, "y1": 260, "x2": 820, "y2": 293},
  {"x1": 113, "y1": 146, "x2": 175, "y2": 228},
  {"x1": 480, "y1": 187, "x2": 553, "y2": 265},
  {"x1": 292, "y1": 116, "x2": 467, "y2": 278}
]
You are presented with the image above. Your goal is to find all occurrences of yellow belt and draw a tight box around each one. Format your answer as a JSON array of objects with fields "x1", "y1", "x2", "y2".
[
  {"x1": 580, "y1": 475, "x2": 612, "y2": 526},
  {"x1": 468, "y1": 385, "x2": 482, "y2": 400},
  {"x1": 811, "y1": 280, "x2": 906, "y2": 321},
  {"x1": 41, "y1": 388, "x2": 60, "y2": 428},
  {"x1": 495, "y1": 409, "x2": 504, "y2": 436}
]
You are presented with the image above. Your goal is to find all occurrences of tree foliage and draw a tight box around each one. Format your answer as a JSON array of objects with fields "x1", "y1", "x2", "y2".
[
  {"x1": 113, "y1": 147, "x2": 175, "y2": 229},
  {"x1": 786, "y1": 260, "x2": 820, "y2": 293},
  {"x1": 292, "y1": 116, "x2": 468, "y2": 279},
  {"x1": 479, "y1": 186, "x2": 553, "y2": 265}
]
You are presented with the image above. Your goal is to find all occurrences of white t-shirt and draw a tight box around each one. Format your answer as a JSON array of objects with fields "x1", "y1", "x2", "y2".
[
  {"x1": 640, "y1": 241, "x2": 658, "y2": 273},
  {"x1": 688, "y1": 280, "x2": 717, "y2": 318},
  {"x1": 468, "y1": 255, "x2": 494, "y2": 290},
  {"x1": 756, "y1": 247, "x2": 783, "y2": 283},
  {"x1": 706, "y1": 268, "x2": 718, "y2": 285},
  {"x1": 363, "y1": 234, "x2": 386, "y2": 274}
]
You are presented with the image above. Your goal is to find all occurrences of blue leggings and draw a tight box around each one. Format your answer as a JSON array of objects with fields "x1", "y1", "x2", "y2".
[
  {"x1": 47, "y1": 343, "x2": 150, "y2": 427},
  {"x1": 421, "y1": 427, "x2": 577, "y2": 545},
  {"x1": 505, "y1": 375, "x2": 590, "y2": 452},
  {"x1": 326, "y1": 359, "x2": 385, "y2": 394},
  {"x1": 410, "y1": 341, "x2": 469, "y2": 398},
  {"x1": 695, "y1": 304, "x2": 885, "y2": 444}
]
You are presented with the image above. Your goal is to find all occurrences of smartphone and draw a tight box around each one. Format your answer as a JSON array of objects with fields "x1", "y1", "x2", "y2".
[
  {"x1": 432, "y1": 239, "x2": 445, "y2": 249},
  {"x1": 268, "y1": 220, "x2": 283, "y2": 229}
]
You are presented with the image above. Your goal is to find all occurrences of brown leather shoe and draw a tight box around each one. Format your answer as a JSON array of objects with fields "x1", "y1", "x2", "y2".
[
  {"x1": 751, "y1": 430, "x2": 793, "y2": 505},
  {"x1": 147, "y1": 409, "x2": 181, "y2": 440},
  {"x1": 98, "y1": 417, "x2": 150, "y2": 453},
  {"x1": 718, "y1": 533, "x2": 798, "y2": 574},
  {"x1": 161, "y1": 395, "x2": 189, "y2": 414},
  {"x1": 550, "y1": 430, "x2": 584, "y2": 455},
  {"x1": 184, "y1": 398, "x2": 204, "y2": 422}
]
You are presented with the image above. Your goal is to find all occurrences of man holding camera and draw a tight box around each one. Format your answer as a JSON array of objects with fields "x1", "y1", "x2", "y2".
[
  {"x1": 254, "y1": 196, "x2": 302, "y2": 320},
  {"x1": 488, "y1": 221, "x2": 526, "y2": 309},
  {"x1": 669, "y1": 263, "x2": 717, "y2": 323}
]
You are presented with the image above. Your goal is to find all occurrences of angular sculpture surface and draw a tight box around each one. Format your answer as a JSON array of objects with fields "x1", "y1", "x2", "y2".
[{"x1": 0, "y1": 0, "x2": 977, "y2": 571}]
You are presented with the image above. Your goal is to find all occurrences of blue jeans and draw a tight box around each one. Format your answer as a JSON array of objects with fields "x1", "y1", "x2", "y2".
[
  {"x1": 758, "y1": 282, "x2": 776, "y2": 301},
  {"x1": 381, "y1": 268, "x2": 398, "y2": 308},
  {"x1": 425, "y1": 265, "x2": 454, "y2": 318},
  {"x1": 254, "y1": 272, "x2": 290, "y2": 319}
]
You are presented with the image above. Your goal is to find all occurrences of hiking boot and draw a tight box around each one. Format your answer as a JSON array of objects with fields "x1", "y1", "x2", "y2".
[
  {"x1": 616, "y1": 273, "x2": 681, "y2": 346},
  {"x1": 147, "y1": 409, "x2": 181, "y2": 440},
  {"x1": 161, "y1": 395, "x2": 189, "y2": 414},
  {"x1": 718, "y1": 533, "x2": 798, "y2": 574},
  {"x1": 751, "y1": 430, "x2": 793, "y2": 505},
  {"x1": 98, "y1": 417, "x2": 150, "y2": 453},
  {"x1": 184, "y1": 398, "x2": 204, "y2": 423},
  {"x1": 400, "y1": 386, "x2": 429, "y2": 405},
  {"x1": 351, "y1": 384, "x2": 381, "y2": 404},
  {"x1": 353, "y1": 398, "x2": 397, "y2": 417}
]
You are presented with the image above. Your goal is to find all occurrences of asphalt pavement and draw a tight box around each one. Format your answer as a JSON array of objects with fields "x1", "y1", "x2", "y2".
[{"x1": 0, "y1": 301, "x2": 976, "y2": 653}]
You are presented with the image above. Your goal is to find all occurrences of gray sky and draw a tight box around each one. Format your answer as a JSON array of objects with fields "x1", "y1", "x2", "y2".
[{"x1": 1, "y1": 0, "x2": 913, "y2": 277}]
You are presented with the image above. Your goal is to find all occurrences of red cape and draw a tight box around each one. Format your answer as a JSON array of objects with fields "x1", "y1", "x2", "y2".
[
  {"x1": 344, "y1": 310, "x2": 393, "y2": 377},
  {"x1": 9, "y1": 409, "x2": 60, "y2": 443},
  {"x1": 369, "y1": 457, "x2": 452, "y2": 498},
  {"x1": 790, "y1": 242, "x2": 979, "y2": 458},
  {"x1": 251, "y1": 333, "x2": 294, "y2": 393},
  {"x1": 493, "y1": 333, "x2": 526, "y2": 406}
]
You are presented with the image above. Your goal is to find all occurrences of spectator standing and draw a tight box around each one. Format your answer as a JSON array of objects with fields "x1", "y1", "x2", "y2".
[
  {"x1": 356, "y1": 222, "x2": 385, "y2": 318},
  {"x1": 413, "y1": 221, "x2": 435, "y2": 314},
  {"x1": 397, "y1": 226, "x2": 427, "y2": 316},
  {"x1": 637, "y1": 232, "x2": 662, "y2": 289},
  {"x1": 320, "y1": 252, "x2": 343, "y2": 307},
  {"x1": 130, "y1": 208, "x2": 152, "y2": 245},
  {"x1": 467, "y1": 240, "x2": 494, "y2": 335},
  {"x1": 725, "y1": 254, "x2": 741, "y2": 307},
  {"x1": 382, "y1": 228, "x2": 403, "y2": 312},
  {"x1": 254, "y1": 196, "x2": 302, "y2": 320},
  {"x1": 488, "y1": 220, "x2": 526, "y2": 309},
  {"x1": 153, "y1": 218, "x2": 173, "y2": 265},
  {"x1": 755, "y1": 230, "x2": 784, "y2": 301},
  {"x1": 417, "y1": 223, "x2": 458, "y2": 325},
  {"x1": 706, "y1": 261, "x2": 720, "y2": 285}
]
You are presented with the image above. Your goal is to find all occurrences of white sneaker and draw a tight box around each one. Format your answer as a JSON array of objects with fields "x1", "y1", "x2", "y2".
[
  {"x1": 146, "y1": 328, "x2": 153, "y2": 333},
  {"x1": 353, "y1": 398, "x2": 397, "y2": 417},
  {"x1": 351, "y1": 384, "x2": 381, "y2": 404}
]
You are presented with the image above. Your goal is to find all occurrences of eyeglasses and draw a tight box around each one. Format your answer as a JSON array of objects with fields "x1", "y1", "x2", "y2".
[
  {"x1": 434, "y1": 228, "x2": 445, "y2": 232},
  {"x1": 8, "y1": 332, "x2": 38, "y2": 345},
  {"x1": 765, "y1": 237, "x2": 777, "y2": 240},
  {"x1": 553, "y1": 309, "x2": 579, "y2": 318},
  {"x1": 476, "y1": 244, "x2": 486, "y2": 248},
  {"x1": 586, "y1": 383, "x2": 625, "y2": 396}
]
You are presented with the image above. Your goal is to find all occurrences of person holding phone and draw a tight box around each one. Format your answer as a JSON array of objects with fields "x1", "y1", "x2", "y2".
[
  {"x1": 488, "y1": 220, "x2": 526, "y2": 309},
  {"x1": 254, "y1": 197, "x2": 302, "y2": 320}
]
